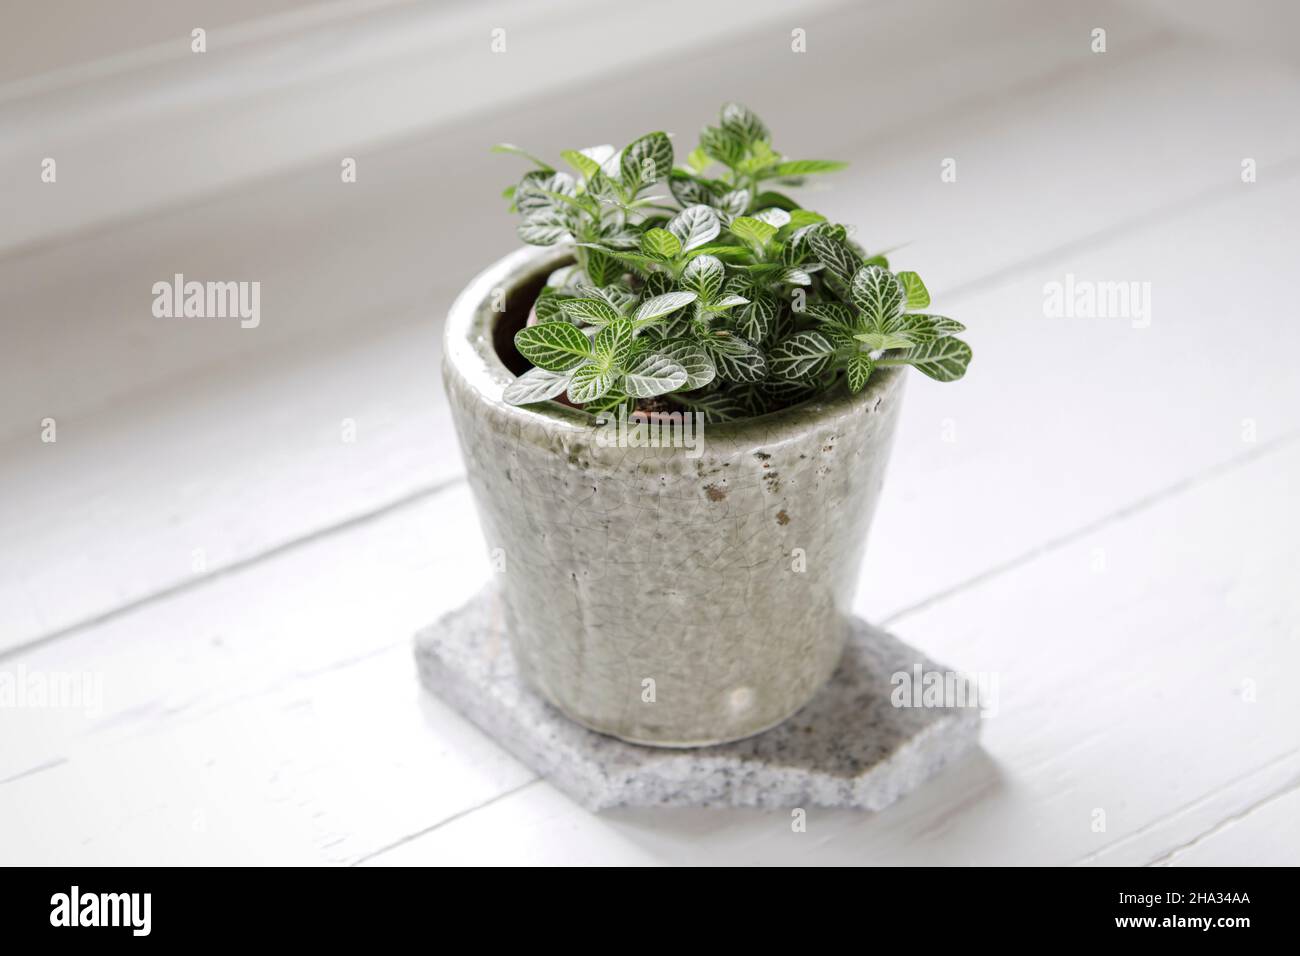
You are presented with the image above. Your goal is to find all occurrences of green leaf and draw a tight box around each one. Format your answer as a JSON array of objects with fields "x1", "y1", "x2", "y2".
[
  {"x1": 634, "y1": 291, "x2": 698, "y2": 322},
  {"x1": 720, "y1": 102, "x2": 770, "y2": 145},
  {"x1": 577, "y1": 244, "x2": 662, "y2": 274},
  {"x1": 889, "y1": 337, "x2": 972, "y2": 382},
  {"x1": 668, "y1": 205, "x2": 722, "y2": 252},
  {"x1": 659, "y1": 341, "x2": 717, "y2": 389},
  {"x1": 753, "y1": 207, "x2": 791, "y2": 227},
  {"x1": 560, "y1": 298, "x2": 621, "y2": 326},
  {"x1": 518, "y1": 220, "x2": 570, "y2": 245},
  {"x1": 623, "y1": 353, "x2": 689, "y2": 398},
  {"x1": 737, "y1": 294, "x2": 776, "y2": 342},
  {"x1": 581, "y1": 144, "x2": 617, "y2": 173},
  {"x1": 783, "y1": 209, "x2": 827, "y2": 234},
  {"x1": 845, "y1": 354, "x2": 874, "y2": 394},
  {"x1": 567, "y1": 363, "x2": 616, "y2": 404},
  {"x1": 730, "y1": 216, "x2": 778, "y2": 253},
  {"x1": 706, "y1": 335, "x2": 767, "y2": 383},
  {"x1": 716, "y1": 189, "x2": 751, "y2": 221},
  {"x1": 503, "y1": 366, "x2": 572, "y2": 405},
  {"x1": 896, "y1": 271, "x2": 930, "y2": 310},
  {"x1": 593, "y1": 317, "x2": 636, "y2": 369},
  {"x1": 801, "y1": 302, "x2": 856, "y2": 326},
  {"x1": 700, "y1": 126, "x2": 748, "y2": 168},
  {"x1": 780, "y1": 267, "x2": 812, "y2": 286},
  {"x1": 675, "y1": 387, "x2": 750, "y2": 423},
  {"x1": 584, "y1": 248, "x2": 618, "y2": 287},
  {"x1": 640, "y1": 228, "x2": 682, "y2": 261},
  {"x1": 898, "y1": 313, "x2": 965, "y2": 342},
  {"x1": 686, "y1": 147, "x2": 712, "y2": 173},
  {"x1": 515, "y1": 322, "x2": 593, "y2": 372},
  {"x1": 681, "y1": 254, "x2": 724, "y2": 302},
  {"x1": 491, "y1": 143, "x2": 554, "y2": 170},
  {"x1": 739, "y1": 140, "x2": 778, "y2": 174},
  {"x1": 683, "y1": 244, "x2": 751, "y2": 261},
  {"x1": 822, "y1": 324, "x2": 860, "y2": 352},
  {"x1": 561, "y1": 146, "x2": 612, "y2": 180},
  {"x1": 769, "y1": 331, "x2": 836, "y2": 381},
  {"x1": 586, "y1": 169, "x2": 621, "y2": 203},
  {"x1": 854, "y1": 331, "x2": 915, "y2": 351},
  {"x1": 759, "y1": 159, "x2": 847, "y2": 178},
  {"x1": 806, "y1": 228, "x2": 860, "y2": 284},
  {"x1": 514, "y1": 171, "x2": 577, "y2": 214},
  {"x1": 752, "y1": 190, "x2": 802, "y2": 211},
  {"x1": 585, "y1": 389, "x2": 633, "y2": 416},
  {"x1": 621, "y1": 131, "x2": 673, "y2": 191},
  {"x1": 850, "y1": 265, "x2": 905, "y2": 328},
  {"x1": 711, "y1": 293, "x2": 749, "y2": 309},
  {"x1": 668, "y1": 173, "x2": 719, "y2": 208},
  {"x1": 533, "y1": 289, "x2": 566, "y2": 323}
]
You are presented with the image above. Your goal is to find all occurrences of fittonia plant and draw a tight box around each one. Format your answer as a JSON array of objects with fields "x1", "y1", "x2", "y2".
[{"x1": 495, "y1": 103, "x2": 971, "y2": 419}]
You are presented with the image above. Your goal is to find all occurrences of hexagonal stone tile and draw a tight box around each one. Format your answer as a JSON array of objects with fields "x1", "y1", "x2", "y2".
[{"x1": 415, "y1": 589, "x2": 981, "y2": 811}]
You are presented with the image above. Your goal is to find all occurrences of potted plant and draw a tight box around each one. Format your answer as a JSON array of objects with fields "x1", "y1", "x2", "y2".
[{"x1": 442, "y1": 104, "x2": 971, "y2": 747}]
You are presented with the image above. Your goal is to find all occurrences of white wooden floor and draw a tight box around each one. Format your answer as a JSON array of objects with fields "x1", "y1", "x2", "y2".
[{"x1": 2, "y1": 0, "x2": 1298, "y2": 865}]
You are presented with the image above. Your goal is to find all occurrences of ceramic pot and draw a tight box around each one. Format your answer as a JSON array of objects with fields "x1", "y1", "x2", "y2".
[{"x1": 443, "y1": 245, "x2": 905, "y2": 746}]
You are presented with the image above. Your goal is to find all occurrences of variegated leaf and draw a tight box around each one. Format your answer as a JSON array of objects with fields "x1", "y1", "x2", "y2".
[
  {"x1": 806, "y1": 227, "x2": 859, "y2": 284},
  {"x1": 737, "y1": 294, "x2": 776, "y2": 343},
  {"x1": 634, "y1": 291, "x2": 698, "y2": 322},
  {"x1": 640, "y1": 228, "x2": 682, "y2": 261},
  {"x1": 659, "y1": 341, "x2": 717, "y2": 390},
  {"x1": 891, "y1": 337, "x2": 972, "y2": 382},
  {"x1": 706, "y1": 334, "x2": 767, "y2": 383},
  {"x1": 845, "y1": 354, "x2": 874, "y2": 393},
  {"x1": 668, "y1": 205, "x2": 722, "y2": 252},
  {"x1": 567, "y1": 363, "x2": 617, "y2": 404},
  {"x1": 896, "y1": 270, "x2": 930, "y2": 310},
  {"x1": 729, "y1": 216, "x2": 778, "y2": 252},
  {"x1": 560, "y1": 298, "x2": 621, "y2": 326},
  {"x1": 623, "y1": 353, "x2": 689, "y2": 398},
  {"x1": 620, "y1": 131, "x2": 673, "y2": 190},
  {"x1": 854, "y1": 331, "x2": 915, "y2": 351},
  {"x1": 503, "y1": 367, "x2": 572, "y2": 405},
  {"x1": 681, "y1": 254, "x2": 725, "y2": 302},
  {"x1": 593, "y1": 317, "x2": 636, "y2": 369},
  {"x1": 850, "y1": 265, "x2": 905, "y2": 328},
  {"x1": 720, "y1": 102, "x2": 770, "y2": 144},
  {"x1": 515, "y1": 321, "x2": 593, "y2": 372},
  {"x1": 768, "y1": 331, "x2": 836, "y2": 381}
]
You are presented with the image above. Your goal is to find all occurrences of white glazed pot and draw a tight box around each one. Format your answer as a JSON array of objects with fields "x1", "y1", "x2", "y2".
[{"x1": 443, "y1": 246, "x2": 905, "y2": 746}]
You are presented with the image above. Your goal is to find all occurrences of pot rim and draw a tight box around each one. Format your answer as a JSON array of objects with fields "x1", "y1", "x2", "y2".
[{"x1": 444, "y1": 244, "x2": 900, "y2": 438}]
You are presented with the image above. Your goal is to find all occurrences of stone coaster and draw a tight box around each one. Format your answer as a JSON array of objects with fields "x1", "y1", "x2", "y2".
[{"x1": 415, "y1": 589, "x2": 981, "y2": 811}]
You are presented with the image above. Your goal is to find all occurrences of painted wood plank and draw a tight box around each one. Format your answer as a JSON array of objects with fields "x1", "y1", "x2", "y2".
[
  {"x1": 4, "y1": 372, "x2": 1296, "y2": 864},
  {"x1": 7, "y1": 146, "x2": 1295, "y2": 655},
  {"x1": 1156, "y1": 783, "x2": 1300, "y2": 867},
  {"x1": 0, "y1": 482, "x2": 533, "y2": 865},
  {"x1": 362, "y1": 439, "x2": 1300, "y2": 865},
  {"x1": 4, "y1": 29, "x2": 1292, "y2": 650},
  {"x1": 2, "y1": 13, "x2": 1298, "y2": 866},
  {"x1": 856, "y1": 170, "x2": 1300, "y2": 621}
]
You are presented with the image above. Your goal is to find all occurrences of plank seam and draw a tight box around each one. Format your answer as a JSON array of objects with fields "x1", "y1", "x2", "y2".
[{"x1": 882, "y1": 428, "x2": 1300, "y2": 628}]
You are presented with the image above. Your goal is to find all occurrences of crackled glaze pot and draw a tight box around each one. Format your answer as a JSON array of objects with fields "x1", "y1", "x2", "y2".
[{"x1": 443, "y1": 246, "x2": 905, "y2": 747}]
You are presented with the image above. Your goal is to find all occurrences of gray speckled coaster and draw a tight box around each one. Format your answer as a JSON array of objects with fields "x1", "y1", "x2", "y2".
[{"x1": 415, "y1": 589, "x2": 981, "y2": 811}]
